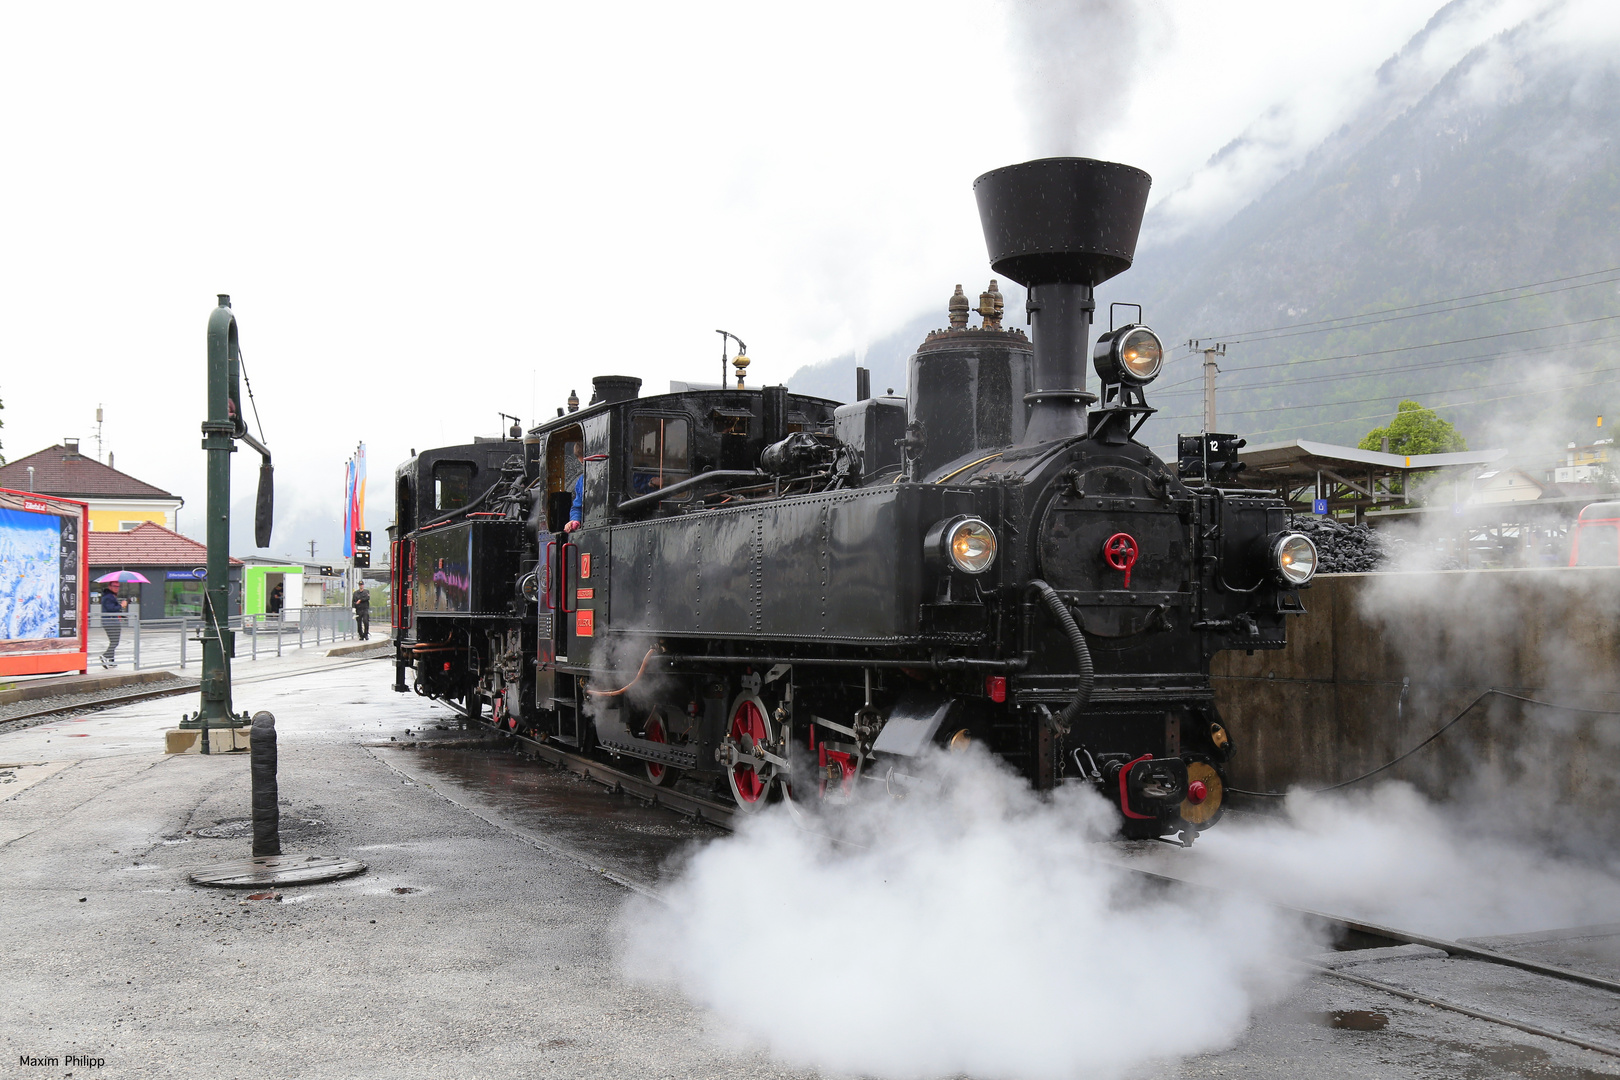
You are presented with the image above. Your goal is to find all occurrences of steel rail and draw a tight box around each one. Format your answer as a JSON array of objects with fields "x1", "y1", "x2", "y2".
[
  {"x1": 1, "y1": 683, "x2": 200, "y2": 725},
  {"x1": 1, "y1": 656, "x2": 388, "y2": 726},
  {"x1": 1119, "y1": 864, "x2": 1620, "y2": 997},
  {"x1": 1306, "y1": 960, "x2": 1620, "y2": 1059},
  {"x1": 442, "y1": 702, "x2": 738, "y2": 829}
]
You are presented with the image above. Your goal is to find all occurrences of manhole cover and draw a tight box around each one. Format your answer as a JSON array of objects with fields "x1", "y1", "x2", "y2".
[
  {"x1": 188, "y1": 855, "x2": 367, "y2": 888},
  {"x1": 194, "y1": 819, "x2": 253, "y2": 839}
]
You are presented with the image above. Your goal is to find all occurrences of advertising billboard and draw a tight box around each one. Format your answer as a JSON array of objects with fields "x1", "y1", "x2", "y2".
[{"x1": 0, "y1": 488, "x2": 89, "y2": 677}]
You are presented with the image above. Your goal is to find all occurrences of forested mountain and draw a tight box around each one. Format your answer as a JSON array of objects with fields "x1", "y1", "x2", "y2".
[{"x1": 790, "y1": 2, "x2": 1620, "y2": 461}]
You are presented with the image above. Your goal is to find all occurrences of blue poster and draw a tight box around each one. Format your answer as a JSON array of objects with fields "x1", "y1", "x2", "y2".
[{"x1": 0, "y1": 506, "x2": 62, "y2": 641}]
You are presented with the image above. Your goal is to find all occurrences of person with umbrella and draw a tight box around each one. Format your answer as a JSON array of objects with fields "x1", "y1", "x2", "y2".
[{"x1": 93, "y1": 571, "x2": 145, "y2": 668}]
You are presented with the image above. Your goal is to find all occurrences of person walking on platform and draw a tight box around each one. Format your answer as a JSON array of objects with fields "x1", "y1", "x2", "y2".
[
  {"x1": 99, "y1": 581, "x2": 128, "y2": 668},
  {"x1": 352, "y1": 584, "x2": 371, "y2": 640}
]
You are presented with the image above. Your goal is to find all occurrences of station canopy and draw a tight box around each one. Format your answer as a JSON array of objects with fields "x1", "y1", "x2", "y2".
[{"x1": 1234, "y1": 439, "x2": 1508, "y2": 515}]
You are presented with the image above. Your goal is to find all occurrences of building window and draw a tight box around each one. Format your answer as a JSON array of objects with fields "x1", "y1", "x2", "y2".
[
  {"x1": 120, "y1": 521, "x2": 144, "y2": 531},
  {"x1": 165, "y1": 580, "x2": 206, "y2": 616}
]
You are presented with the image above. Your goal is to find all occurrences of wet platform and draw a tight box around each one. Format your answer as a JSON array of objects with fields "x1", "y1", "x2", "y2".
[{"x1": 3, "y1": 654, "x2": 1617, "y2": 1078}]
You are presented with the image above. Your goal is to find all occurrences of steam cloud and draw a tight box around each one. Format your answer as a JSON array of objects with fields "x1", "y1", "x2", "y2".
[
  {"x1": 1008, "y1": 0, "x2": 1146, "y2": 158},
  {"x1": 621, "y1": 748, "x2": 1307, "y2": 1080},
  {"x1": 1142, "y1": 783, "x2": 1620, "y2": 941}
]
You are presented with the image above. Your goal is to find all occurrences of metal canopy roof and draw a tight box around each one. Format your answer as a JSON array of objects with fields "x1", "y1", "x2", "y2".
[
  {"x1": 1239, "y1": 439, "x2": 1508, "y2": 479},
  {"x1": 1233, "y1": 439, "x2": 1510, "y2": 518}
]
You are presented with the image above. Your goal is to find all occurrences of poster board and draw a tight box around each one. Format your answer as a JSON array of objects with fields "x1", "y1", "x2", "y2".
[{"x1": 0, "y1": 488, "x2": 89, "y2": 677}]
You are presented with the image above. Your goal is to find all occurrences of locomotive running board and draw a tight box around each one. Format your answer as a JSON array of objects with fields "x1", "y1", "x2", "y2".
[
  {"x1": 595, "y1": 735, "x2": 700, "y2": 771},
  {"x1": 502, "y1": 727, "x2": 735, "y2": 829}
]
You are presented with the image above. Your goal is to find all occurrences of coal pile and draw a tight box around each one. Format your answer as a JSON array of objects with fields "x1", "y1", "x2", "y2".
[{"x1": 1289, "y1": 515, "x2": 1392, "y2": 573}]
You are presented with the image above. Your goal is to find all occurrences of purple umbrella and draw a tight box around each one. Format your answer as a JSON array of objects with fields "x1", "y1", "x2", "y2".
[{"x1": 94, "y1": 571, "x2": 151, "y2": 584}]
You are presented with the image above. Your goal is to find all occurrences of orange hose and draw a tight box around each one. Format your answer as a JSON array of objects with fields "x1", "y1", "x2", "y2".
[{"x1": 584, "y1": 647, "x2": 662, "y2": 697}]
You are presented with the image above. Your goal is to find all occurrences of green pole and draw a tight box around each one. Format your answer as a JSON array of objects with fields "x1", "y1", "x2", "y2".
[{"x1": 189, "y1": 294, "x2": 242, "y2": 728}]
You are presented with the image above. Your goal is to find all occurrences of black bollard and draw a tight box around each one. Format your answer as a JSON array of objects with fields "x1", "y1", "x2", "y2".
[{"x1": 251, "y1": 710, "x2": 281, "y2": 857}]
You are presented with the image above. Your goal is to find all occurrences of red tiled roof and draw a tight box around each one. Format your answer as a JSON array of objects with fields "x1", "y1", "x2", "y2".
[
  {"x1": 0, "y1": 444, "x2": 176, "y2": 500},
  {"x1": 88, "y1": 522, "x2": 241, "y2": 567}
]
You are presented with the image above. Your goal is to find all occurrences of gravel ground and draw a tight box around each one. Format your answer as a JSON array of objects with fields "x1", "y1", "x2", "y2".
[{"x1": 0, "y1": 678, "x2": 201, "y2": 729}]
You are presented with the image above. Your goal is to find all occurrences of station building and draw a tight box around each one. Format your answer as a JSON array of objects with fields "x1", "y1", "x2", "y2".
[
  {"x1": 87, "y1": 523, "x2": 243, "y2": 618},
  {"x1": 0, "y1": 439, "x2": 182, "y2": 532}
]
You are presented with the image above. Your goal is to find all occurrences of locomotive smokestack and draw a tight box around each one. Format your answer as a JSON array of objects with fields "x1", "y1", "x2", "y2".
[{"x1": 973, "y1": 158, "x2": 1151, "y2": 444}]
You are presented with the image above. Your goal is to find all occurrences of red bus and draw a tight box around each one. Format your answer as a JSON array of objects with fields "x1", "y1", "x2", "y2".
[{"x1": 1569, "y1": 501, "x2": 1620, "y2": 567}]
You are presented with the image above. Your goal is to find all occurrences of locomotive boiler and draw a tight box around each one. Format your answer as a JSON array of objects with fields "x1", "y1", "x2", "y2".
[{"x1": 388, "y1": 157, "x2": 1317, "y2": 840}]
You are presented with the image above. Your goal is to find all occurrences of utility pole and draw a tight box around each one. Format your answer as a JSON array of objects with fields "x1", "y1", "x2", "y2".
[
  {"x1": 308, "y1": 540, "x2": 317, "y2": 560},
  {"x1": 1197, "y1": 342, "x2": 1226, "y2": 432}
]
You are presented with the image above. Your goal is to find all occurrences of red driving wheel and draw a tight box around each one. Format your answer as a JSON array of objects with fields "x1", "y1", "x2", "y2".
[
  {"x1": 643, "y1": 711, "x2": 677, "y2": 787},
  {"x1": 728, "y1": 698, "x2": 771, "y2": 808}
]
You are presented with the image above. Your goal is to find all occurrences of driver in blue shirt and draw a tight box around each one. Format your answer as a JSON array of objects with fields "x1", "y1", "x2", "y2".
[{"x1": 565, "y1": 446, "x2": 584, "y2": 533}]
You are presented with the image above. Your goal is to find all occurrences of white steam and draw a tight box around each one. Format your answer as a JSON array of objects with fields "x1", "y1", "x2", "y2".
[
  {"x1": 1140, "y1": 783, "x2": 1620, "y2": 941},
  {"x1": 1007, "y1": 0, "x2": 1154, "y2": 158},
  {"x1": 621, "y1": 748, "x2": 1307, "y2": 1080}
]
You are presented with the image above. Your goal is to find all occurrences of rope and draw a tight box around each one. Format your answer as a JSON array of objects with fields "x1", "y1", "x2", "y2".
[
  {"x1": 1228, "y1": 688, "x2": 1620, "y2": 797},
  {"x1": 238, "y1": 347, "x2": 268, "y2": 444}
]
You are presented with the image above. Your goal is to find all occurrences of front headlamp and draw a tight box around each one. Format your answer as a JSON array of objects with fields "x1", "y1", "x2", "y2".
[
  {"x1": 1272, "y1": 533, "x2": 1318, "y2": 586},
  {"x1": 924, "y1": 515, "x2": 998, "y2": 575},
  {"x1": 1093, "y1": 324, "x2": 1165, "y2": 385}
]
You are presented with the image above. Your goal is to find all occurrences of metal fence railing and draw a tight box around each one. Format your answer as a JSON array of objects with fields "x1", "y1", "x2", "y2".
[{"x1": 87, "y1": 606, "x2": 361, "y2": 671}]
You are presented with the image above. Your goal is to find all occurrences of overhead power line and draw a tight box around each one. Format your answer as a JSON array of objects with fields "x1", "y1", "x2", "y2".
[
  {"x1": 1189, "y1": 265, "x2": 1620, "y2": 343},
  {"x1": 1168, "y1": 360, "x2": 1620, "y2": 421},
  {"x1": 1149, "y1": 367, "x2": 1617, "y2": 447},
  {"x1": 1150, "y1": 330, "x2": 1620, "y2": 397},
  {"x1": 1154, "y1": 312, "x2": 1620, "y2": 389}
]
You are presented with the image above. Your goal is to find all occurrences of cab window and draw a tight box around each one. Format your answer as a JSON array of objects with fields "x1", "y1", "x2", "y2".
[
  {"x1": 630, "y1": 416, "x2": 691, "y2": 496},
  {"x1": 432, "y1": 461, "x2": 475, "y2": 511}
]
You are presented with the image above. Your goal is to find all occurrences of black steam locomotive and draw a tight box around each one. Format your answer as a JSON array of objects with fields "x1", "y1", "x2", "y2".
[{"x1": 388, "y1": 158, "x2": 1316, "y2": 839}]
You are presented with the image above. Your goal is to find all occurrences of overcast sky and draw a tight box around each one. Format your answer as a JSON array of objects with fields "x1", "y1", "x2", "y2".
[{"x1": 0, "y1": 0, "x2": 1536, "y2": 558}]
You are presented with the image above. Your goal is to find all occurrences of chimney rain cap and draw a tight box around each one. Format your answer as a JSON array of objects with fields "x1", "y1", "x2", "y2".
[{"x1": 973, "y1": 157, "x2": 1152, "y2": 288}]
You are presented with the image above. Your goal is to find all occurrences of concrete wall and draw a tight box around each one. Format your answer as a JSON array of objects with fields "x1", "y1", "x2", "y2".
[{"x1": 1211, "y1": 567, "x2": 1620, "y2": 841}]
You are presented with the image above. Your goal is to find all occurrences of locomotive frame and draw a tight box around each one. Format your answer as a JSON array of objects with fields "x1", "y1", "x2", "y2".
[{"x1": 388, "y1": 158, "x2": 1316, "y2": 839}]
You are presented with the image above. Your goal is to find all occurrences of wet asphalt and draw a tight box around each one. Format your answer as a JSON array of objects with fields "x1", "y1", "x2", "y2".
[{"x1": 1, "y1": 651, "x2": 1616, "y2": 1079}]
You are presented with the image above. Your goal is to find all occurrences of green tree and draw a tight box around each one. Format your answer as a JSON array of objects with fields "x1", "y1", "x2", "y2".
[{"x1": 1359, "y1": 400, "x2": 1467, "y2": 455}]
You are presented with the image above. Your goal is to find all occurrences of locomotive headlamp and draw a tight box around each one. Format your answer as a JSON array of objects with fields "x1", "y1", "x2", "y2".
[
  {"x1": 1272, "y1": 532, "x2": 1319, "y2": 586},
  {"x1": 925, "y1": 515, "x2": 998, "y2": 574},
  {"x1": 1092, "y1": 324, "x2": 1165, "y2": 385}
]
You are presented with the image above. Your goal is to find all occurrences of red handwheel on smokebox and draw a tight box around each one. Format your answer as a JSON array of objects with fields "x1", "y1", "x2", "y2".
[{"x1": 1104, "y1": 532, "x2": 1139, "y2": 589}]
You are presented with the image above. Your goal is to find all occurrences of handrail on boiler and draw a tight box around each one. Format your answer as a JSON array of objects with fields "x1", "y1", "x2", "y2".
[{"x1": 615, "y1": 470, "x2": 763, "y2": 514}]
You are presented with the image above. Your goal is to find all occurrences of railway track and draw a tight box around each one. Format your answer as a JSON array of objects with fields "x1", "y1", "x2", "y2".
[
  {"x1": 0, "y1": 656, "x2": 389, "y2": 727},
  {"x1": 436, "y1": 705, "x2": 1620, "y2": 1061}
]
